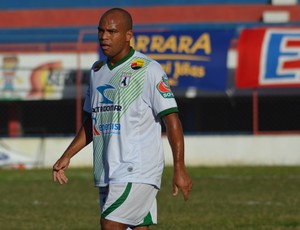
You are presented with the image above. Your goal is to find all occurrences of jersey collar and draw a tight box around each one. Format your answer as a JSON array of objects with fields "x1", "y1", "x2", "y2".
[{"x1": 107, "y1": 47, "x2": 135, "y2": 70}]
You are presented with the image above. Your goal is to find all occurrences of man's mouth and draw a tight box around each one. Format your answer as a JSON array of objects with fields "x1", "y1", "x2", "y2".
[{"x1": 101, "y1": 44, "x2": 110, "y2": 50}]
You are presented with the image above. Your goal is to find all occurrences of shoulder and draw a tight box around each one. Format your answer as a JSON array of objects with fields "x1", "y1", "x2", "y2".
[
  {"x1": 91, "y1": 60, "x2": 105, "y2": 72},
  {"x1": 132, "y1": 50, "x2": 153, "y2": 64},
  {"x1": 133, "y1": 50, "x2": 162, "y2": 70}
]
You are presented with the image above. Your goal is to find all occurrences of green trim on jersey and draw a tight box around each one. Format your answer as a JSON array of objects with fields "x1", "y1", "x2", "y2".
[
  {"x1": 107, "y1": 47, "x2": 135, "y2": 70},
  {"x1": 158, "y1": 107, "x2": 179, "y2": 118},
  {"x1": 101, "y1": 183, "x2": 132, "y2": 218}
]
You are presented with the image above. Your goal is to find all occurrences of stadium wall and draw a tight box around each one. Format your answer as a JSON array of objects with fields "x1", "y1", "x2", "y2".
[
  {"x1": 1, "y1": 135, "x2": 300, "y2": 168},
  {"x1": 1, "y1": 4, "x2": 299, "y2": 29}
]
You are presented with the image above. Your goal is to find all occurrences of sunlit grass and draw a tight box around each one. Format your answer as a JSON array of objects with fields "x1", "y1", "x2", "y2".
[{"x1": 1, "y1": 166, "x2": 300, "y2": 229}]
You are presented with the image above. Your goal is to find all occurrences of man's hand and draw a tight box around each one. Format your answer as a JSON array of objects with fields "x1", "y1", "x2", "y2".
[
  {"x1": 173, "y1": 169, "x2": 193, "y2": 201},
  {"x1": 52, "y1": 157, "x2": 70, "y2": 185}
]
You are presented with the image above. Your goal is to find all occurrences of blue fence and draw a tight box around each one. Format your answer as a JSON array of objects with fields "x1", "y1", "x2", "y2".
[{"x1": 0, "y1": 0, "x2": 275, "y2": 10}]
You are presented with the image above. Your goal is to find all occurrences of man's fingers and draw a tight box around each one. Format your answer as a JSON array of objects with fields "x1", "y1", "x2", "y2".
[
  {"x1": 174, "y1": 181, "x2": 192, "y2": 201},
  {"x1": 53, "y1": 169, "x2": 68, "y2": 184},
  {"x1": 183, "y1": 181, "x2": 193, "y2": 201},
  {"x1": 182, "y1": 188, "x2": 190, "y2": 201},
  {"x1": 53, "y1": 171, "x2": 57, "y2": 182},
  {"x1": 60, "y1": 172, "x2": 68, "y2": 184},
  {"x1": 57, "y1": 175, "x2": 68, "y2": 184},
  {"x1": 52, "y1": 158, "x2": 70, "y2": 184},
  {"x1": 173, "y1": 184, "x2": 179, "y2": 197}
]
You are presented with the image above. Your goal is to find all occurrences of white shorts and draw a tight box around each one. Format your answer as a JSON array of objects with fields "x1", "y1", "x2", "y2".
[{"x1": 99, "y1": 183, "x2": 158, "y2": 227}]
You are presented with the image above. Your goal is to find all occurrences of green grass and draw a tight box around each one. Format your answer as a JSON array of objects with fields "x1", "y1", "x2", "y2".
[{"x1": 1, "y1": 166, "x2": 300, "y2": 229}]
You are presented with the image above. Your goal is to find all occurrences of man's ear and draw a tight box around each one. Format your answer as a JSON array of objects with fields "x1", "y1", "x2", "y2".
[{"x1": 126, "y1": 30, "x2": 133, "y2": 42}]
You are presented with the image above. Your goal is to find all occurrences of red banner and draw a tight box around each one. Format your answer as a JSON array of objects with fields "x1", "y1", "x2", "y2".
[{"x1": 236, "y1": 28, "x2": 300, "y2": 89}]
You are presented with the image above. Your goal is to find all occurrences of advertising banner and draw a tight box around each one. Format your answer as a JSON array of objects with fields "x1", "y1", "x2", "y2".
[
  {"x1": 0, "y1": 53, "x2": 97, "y2": 100},
  {"x1": 131, "y1": 31, "x2": 233, "y2": 90},
  {"x1": 98, "y1": 30, "x2": 233, "y2": 91},
  {"x1": 236, "y1": 28, "x2": 300, "y2": 88},
  {"x1": 0, "y1": 145, "x2": 35, "y2": 169}
]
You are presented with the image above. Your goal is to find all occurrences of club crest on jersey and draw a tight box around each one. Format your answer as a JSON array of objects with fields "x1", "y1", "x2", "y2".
[
  {"x1": 120, "y1": 72, "x2": 131, "y2": 88},
  {"x1": 156, "y1": 75, "x2": 174, "y2": 98},
  {"x1": 131, "y1": 59, "x2": 145, "y2": 70}
]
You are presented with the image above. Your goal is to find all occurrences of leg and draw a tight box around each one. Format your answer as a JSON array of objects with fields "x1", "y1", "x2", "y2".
[{"x1": 101, "y1": 218, "x2": 127, "y2": 230}]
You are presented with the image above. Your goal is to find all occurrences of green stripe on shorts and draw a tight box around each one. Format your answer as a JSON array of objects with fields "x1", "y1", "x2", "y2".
[
  {"x1": 139, "y1": 212, "x2": 153, "y2": 226},
  {"x1": 101, "y1": 183, "x2": 132, "y2": 218}
]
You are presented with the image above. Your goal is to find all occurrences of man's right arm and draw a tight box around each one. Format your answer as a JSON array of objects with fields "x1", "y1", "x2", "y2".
[{"x1": 52, "y1": 115, "x2": 93, "y2": 184}]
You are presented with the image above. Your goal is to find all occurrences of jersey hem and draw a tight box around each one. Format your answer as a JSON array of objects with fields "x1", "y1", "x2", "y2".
[{"x1": 94, "y1": 179, "x2": 161, "y2": 189}]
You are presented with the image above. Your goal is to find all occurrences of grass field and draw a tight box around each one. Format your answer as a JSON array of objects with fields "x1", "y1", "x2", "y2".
[{"x1": 1, "y1": 166, "x2": 300, "y2": 230}]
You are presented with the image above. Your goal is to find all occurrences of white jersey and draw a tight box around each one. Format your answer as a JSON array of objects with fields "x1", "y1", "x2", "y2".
[{"x1": 83, "y1": 48, "x2": 178, "y2": 189}]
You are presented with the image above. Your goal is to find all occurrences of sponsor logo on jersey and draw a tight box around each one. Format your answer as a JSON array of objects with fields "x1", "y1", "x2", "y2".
[
  {"x1": 156, "y1": 74, "x2": 174, "y2": 98},
  {"x1": 92, "y1": 117, "x2": 101, "y2": 136},
  {"x1": 93, "y1": 84, "x2": 122, "y2": 113},
  {"x1": 97, "y1": 84, "x2": 114, "y2": 104},
  {"x1": 92, "y1": 105, "x2": 122, "y2": 113},
  {"x1": 93, "y1": 125, "x2": 101, "y2": 136},
  {"x1": 99, "y1": 123, "x2": 121, "y2": 135},
  {"x1": 120, "y1": 72, "x2": 131, "y2": 87},
  {"x1": 92, "y1": 116, "x2": 120, "y2": 136},
  {"x1": 131, "y1": 59, "x2": 145, "y2": 70}
]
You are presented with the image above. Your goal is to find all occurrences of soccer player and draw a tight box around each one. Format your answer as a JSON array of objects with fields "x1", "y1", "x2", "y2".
[{"x1": 52, "y1": 7, "x2": 192, "y2": 230}]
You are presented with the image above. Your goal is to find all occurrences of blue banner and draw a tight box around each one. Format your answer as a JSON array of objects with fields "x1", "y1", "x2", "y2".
[{"x1": 131, "y1": 30, "x2": 234, "y2": 90}]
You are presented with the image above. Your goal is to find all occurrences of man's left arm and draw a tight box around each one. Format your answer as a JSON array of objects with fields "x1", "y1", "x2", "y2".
[{"x1": 162, "y1": 112, "x2": 193, "y2": 201}]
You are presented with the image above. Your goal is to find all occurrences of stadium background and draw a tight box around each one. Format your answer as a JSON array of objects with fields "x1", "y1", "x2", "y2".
[{"x1": 0, "y1": 0, "x2": 300, "y2": 168}]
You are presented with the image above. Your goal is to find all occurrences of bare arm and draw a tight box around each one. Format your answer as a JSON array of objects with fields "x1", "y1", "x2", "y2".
[
  {"x1": 52, "y1": 115, "x2": 93, "y2": 184},
  {"x1": 162, "y1": 113, "x2": 192, "y2": 201}
]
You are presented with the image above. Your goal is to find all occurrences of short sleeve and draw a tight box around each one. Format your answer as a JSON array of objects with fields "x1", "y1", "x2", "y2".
[{"x1": 142, "y1": 61, "x2": 178, "y2": 118}]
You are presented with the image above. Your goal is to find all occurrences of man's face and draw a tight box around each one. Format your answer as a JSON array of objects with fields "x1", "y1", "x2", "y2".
[{"x1": 98, "y1": 12, "x2": 132, "y2": 64}]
